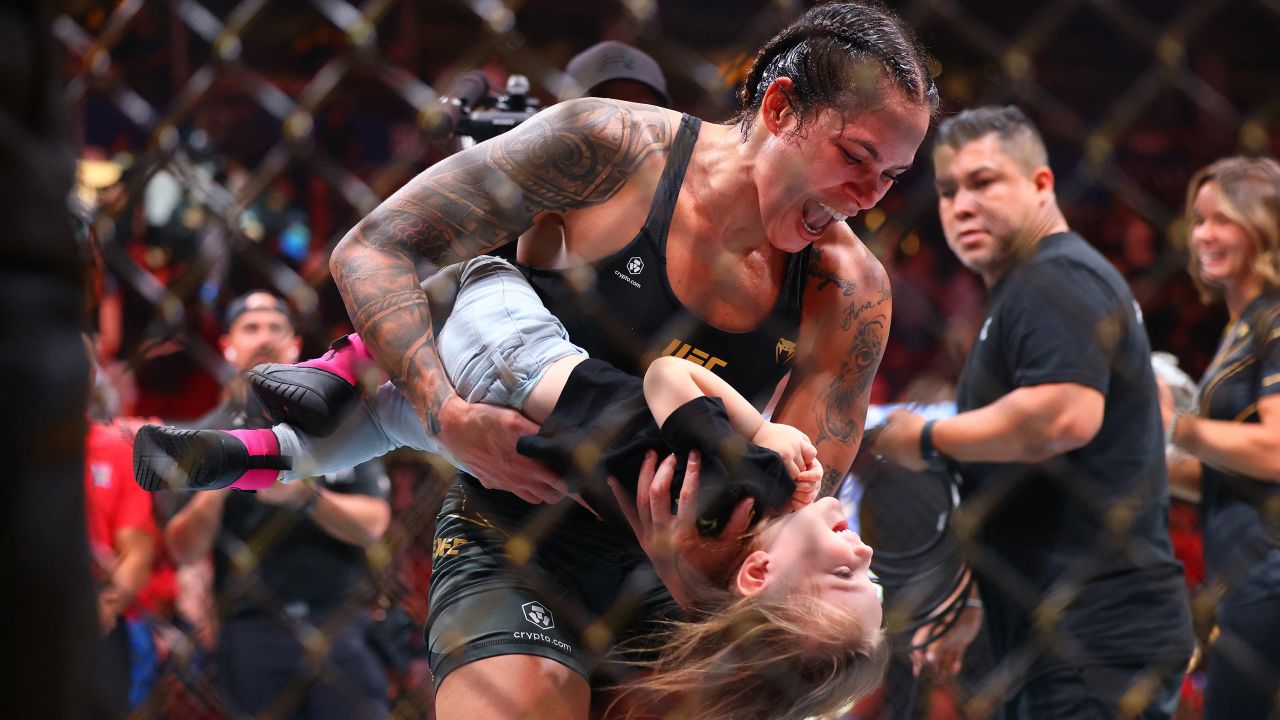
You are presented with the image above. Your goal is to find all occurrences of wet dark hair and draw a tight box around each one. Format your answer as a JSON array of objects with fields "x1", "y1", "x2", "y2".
[
  {"x1": 735, "y1": 1, "x2": 938, "y2": 137},
  {"x1": 934, "y1": 105, "x2": 1049, "y2": 173}
]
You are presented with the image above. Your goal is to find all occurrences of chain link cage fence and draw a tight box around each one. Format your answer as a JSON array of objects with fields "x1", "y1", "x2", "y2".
[{"x1": 57, "y1": 0, "x2": 1280, "y2": 717}]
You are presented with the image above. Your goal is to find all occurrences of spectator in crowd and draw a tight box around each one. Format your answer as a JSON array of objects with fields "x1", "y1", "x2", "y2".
[
  {"x1": 84, "y1": 338, "x2": 158, "y2": 716},
  {"x1": 874, "y1": 105, "x2": 1194, "y2": 719},
  {"x1": 163, "y1": 291, "x2": 393, "y2": 719},
  {"x1": 1164, "y1": 156, "x2": 1280, "y2": 720},
  {"x1": 565, "y1": 41, "x2": 670, "y2": 107}
]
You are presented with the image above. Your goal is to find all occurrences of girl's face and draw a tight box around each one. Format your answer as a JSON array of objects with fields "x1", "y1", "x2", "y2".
[
  {"x1": 1190, "y1": 181, "x2": 1258, "y2": 291},
  {"x1": 739, "y1": 497, "x2": 883, "y2": 636},
  {"x1": 755, "y1": 90, "x2": 930, "y2": 253}
]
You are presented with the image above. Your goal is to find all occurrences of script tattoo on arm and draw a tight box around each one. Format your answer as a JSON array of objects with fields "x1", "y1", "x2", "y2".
[
  {"x1": 843, "y1": 283, "x2": 890, "y2": 332},
  {"x1": 776, "y1": 243, "x2": 893, "y2": 499},
  {"x1": 812, "y1": 264, "x2": 891, "y2": 496},
  {"x1": 809, "y1": 261, "x2": 857, "y2": 298},
  {"x1": 331, "y1": 99, "x2": 671, "y2": 429},
  {"x1": 815, "y1": 313, "x2": 887, "y2": 494}
]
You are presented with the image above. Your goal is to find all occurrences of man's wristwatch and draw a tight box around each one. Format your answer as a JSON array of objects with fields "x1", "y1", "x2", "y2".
[{"x1": 919, "y1": 419, "x2": 953, "y2": 474}]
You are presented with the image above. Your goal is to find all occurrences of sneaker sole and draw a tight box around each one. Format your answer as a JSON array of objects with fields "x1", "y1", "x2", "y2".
[
  {"x1": 248, "y1": 366, "x2": 357, "y2": 437},
  {"x1": 133, "y1": 426, "x2": 239, "y2": 491}
]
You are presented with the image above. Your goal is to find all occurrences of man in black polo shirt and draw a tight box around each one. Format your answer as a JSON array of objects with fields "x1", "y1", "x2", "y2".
[
  {"x1": 164, "y1": 291, "x2": 392, "y2": 719},
  {"x1": 876, "y1": 106, "x2": 1193, "y2": 718}
]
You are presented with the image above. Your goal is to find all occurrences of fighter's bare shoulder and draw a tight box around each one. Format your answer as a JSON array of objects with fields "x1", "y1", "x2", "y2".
[
  {"x1": 485, "y1": 98, "x2": 676, "y2": 212},
  {"x1": 355, "y1": 99, "x2": 678, "y2": 264},
  {"x1": 803, "y1": 225, "x2": 892, "y2": 333},
  {"x1": 516, "y1": 99, "x2": 681, "y2": 259}
]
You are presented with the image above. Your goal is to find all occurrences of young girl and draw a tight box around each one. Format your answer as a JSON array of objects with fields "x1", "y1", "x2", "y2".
[
  {"x1": 133, "y1": 255, "x2": 888, "y2": 718},
  {"x1": 136, "y1": 254, "x2": 821, "y2": 525}
]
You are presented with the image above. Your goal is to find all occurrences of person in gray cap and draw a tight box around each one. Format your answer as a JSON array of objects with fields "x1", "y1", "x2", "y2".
[{"x1": 565, "y1": 40, "x2": 670, "y2": 107}]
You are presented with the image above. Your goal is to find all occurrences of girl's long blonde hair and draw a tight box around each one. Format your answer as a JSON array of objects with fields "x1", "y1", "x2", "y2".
[{"x1": 610, "y1": 570, "x2": 890, "y2": 719}]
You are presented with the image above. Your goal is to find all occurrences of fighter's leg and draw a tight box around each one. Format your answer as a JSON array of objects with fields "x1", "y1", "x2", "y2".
[
  {"x1": 427, "y1": 480, "x2": 594, "y2": 720},
  {"x1": 435, "y1": 656, "x2": 589, "y2": 720}
]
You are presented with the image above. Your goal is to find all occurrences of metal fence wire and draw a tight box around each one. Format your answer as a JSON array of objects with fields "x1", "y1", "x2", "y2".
[{"x1": 60, "y1": 0, "x2": 1280, "y2": 718}]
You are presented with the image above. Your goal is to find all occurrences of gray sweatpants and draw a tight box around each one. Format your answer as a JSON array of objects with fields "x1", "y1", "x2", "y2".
[{"x1": 274, "y1": 256, "x2": 586, "y2": 480}]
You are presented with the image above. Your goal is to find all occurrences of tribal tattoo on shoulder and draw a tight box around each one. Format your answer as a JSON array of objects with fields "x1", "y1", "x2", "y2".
[
  {"x1": 333, "y1": 99, "x2": 671, "y2": 430},
  {"x1": 354, "y1": 99, "x2": 671, "y2": 264}
]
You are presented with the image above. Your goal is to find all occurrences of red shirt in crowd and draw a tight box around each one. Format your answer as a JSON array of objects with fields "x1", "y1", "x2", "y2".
[{"x1": 84, "y1": 420, "x2": 158, "y2": 602}]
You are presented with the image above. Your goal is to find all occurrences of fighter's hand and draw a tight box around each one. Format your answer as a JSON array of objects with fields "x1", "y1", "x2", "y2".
[
  {"x1": 787, "y1": 458, "x2": 822, "y2": 512},
  {"x1": 436, "y1": 395, "x2": 569, "y2": 505},
  {"x1": 608, "y1": 450, "x2": 753, "y2": 609},
  {"x1": 910, "y1": 604, "x2": 983, "y2": 681},
  {"x1": 751, "y1": 420, "x2": 819, "y2": 480},
  {"x1": 872, "y1": 409, "x2": 928, "y2": 472}
]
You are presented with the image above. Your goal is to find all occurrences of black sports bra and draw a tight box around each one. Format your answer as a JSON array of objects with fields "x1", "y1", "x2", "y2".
[{"x1": 520, "y1": 113, "x2": 812, "y2": 408}]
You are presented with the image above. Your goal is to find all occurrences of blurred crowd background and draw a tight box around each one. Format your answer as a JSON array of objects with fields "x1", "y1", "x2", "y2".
[{"x1": 53, "y1": 0, "x2": 1279, "y2": 717}]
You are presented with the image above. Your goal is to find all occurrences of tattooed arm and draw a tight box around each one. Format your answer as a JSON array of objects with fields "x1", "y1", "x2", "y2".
[
  {"x1": 330, "y1": 99, "x2": 670, "y2": 502},
  {"x1": 770, "y1": 240, "x2": 891, "y2": 497}
]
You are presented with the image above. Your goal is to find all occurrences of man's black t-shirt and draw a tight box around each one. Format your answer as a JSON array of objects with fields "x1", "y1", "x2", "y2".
[
  {"x1": 954, "y1": 232, "x2": 1192, "y2": 668},
  {"x1": 199, "y1": 398, "x2": 391, "y2": 620},
  {"x1": 1195, "y1": 290, "x2": 1280, "y2": 609}
]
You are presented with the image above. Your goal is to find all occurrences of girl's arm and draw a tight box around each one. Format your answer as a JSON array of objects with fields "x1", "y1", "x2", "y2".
[
  {"x1": 644, "y1": 355, "x2": 816, "y2": 479},
  {"x1": 644, "y1": 355, "x2": 764, "y2": 437}
]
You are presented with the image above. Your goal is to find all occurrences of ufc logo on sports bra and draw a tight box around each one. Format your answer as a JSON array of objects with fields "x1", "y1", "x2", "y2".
[
  {"x1": 433, "y1": 537, "x2": 469, "y2": 559},
  {"x1": 662, "y1": 338, "x2": 728, "y2": 372}
]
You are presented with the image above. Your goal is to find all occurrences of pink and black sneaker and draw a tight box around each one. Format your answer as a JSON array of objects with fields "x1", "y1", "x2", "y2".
[
  {"x1": 247, "y1": 334, "x2": 373, "y2": 437},
  {"x1": 133, "y1": 426, "x2": 290, "y2": 492}
]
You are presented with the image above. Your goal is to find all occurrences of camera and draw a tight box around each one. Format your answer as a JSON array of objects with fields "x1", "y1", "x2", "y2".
[
  {"x1": 463, "y1": 75, "x2": 541, "y2": 142},
  {"x1": 428, "y1": 72, "x2": 541, "y2": 143}
]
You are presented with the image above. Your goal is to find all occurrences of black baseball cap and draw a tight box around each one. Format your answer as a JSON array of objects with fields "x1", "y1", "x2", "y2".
[
  {"x1": 565, "y1": 41, "x2": 670, "y2": 107},
  {"x1": 224, "y1": 290, "x2": 293, "y2": 329}
]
